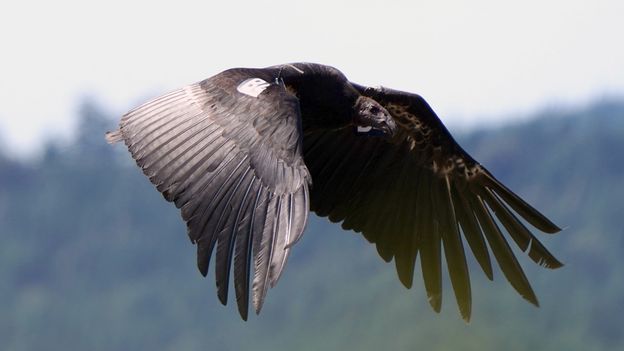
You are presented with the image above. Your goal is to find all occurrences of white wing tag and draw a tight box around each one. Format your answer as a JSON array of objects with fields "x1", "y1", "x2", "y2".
[{"x1": 236, "y1": 78, "x2": 271, "y2": 97}]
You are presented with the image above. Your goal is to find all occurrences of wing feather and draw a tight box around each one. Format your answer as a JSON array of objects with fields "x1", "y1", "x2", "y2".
[
  {"x1": 215, "y1": 165, "x2": 254, "y2": 305},
  {"x1": 417, "y1": 172, "x2": 443, "y2": 312},
  {"x1": 233, "y1": 180, "x2": 263, "y2": 320},
  {"x1": 393, "y1": 161, "x2": 420, "y2": 288},
  {"x1": 439, "y1": 176, "x2": 471, "y2": 320},
  {"x1": 479, "y1": 187, "x2": 563, "y2": 268},
  {"x1": 106, "y1": 68, "x2": 310, "y2": 319},
  {"x1": 470, "y1": 194, "x2": 539, "y2": 306},
  {"x1": 253, "y1": 194, "x2": 279, "y2": 313},
  {"x1": 451, "y1": 183, "x2": 494, "y2": 280},
  {"x1": 302, "y1": 83, "x2": 562, "y2": 320},
  {"x1": 482, "y1": 173, "x2": 561, "y2": 233}
]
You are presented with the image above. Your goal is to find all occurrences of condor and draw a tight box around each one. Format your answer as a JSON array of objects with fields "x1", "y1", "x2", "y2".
[{"x1": 106, "y1": 63, "x2": 562, "y2": 321}]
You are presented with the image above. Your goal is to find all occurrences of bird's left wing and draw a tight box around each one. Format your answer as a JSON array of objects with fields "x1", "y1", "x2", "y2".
[
  {"x1": 303, "y1": 84, "x2": 562, "y2": 321},
  {"x1": 106, "y1": 69, "x2": 310, "y2": 320}
]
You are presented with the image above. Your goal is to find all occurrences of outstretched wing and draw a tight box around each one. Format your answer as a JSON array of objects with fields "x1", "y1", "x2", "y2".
[
  {"x1": 106, "y1": 69, "x2": 310, "y2": 320},
  {"x1": 303, "y1": 84, "x2": 562, "y2": 321}
]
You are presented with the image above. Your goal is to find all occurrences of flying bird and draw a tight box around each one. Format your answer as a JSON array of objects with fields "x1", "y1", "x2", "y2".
[{"x1": 106, "y1": 63, "x2": 562, "y2": 321}]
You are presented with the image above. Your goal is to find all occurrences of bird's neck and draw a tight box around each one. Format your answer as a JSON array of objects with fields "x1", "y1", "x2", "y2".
[{"x1": 283, "y1": 69, "x2": 360, "y2": 130}]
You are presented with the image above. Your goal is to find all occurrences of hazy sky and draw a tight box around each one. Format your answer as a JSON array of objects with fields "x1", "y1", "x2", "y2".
[{"x1": 1, "y1": 0, "x2": 622, "y2": 156}]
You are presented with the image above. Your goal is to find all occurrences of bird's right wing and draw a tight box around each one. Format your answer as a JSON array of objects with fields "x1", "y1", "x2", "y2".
[
  {"x1": 106, "y1": 69, "x2": 311, "y2": 320},
  {"x1": 303, "y1": 84, "x2": 562, "y2": 321}
]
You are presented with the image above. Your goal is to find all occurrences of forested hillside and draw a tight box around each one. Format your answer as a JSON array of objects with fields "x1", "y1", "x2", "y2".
[{"x1": 1, "y1": 99, "x2": 623, "y2": 350}]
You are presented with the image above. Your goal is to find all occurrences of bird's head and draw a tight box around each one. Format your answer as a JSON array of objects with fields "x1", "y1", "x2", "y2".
[{"x1": 353, "y1": 96, "x2": 397, "y2": 137}]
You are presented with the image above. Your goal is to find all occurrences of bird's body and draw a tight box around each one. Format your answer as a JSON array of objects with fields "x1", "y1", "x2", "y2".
[{"x1": 106, "y1": 63, "x2": 562, "y2": 321}]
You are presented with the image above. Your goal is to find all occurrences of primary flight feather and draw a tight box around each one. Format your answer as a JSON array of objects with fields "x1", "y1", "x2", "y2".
[{"x1": 106, "y1": 63, "x2": 562, "y2": 321}]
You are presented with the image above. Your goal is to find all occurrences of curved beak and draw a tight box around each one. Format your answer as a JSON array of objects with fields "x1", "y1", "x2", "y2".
[
  {"x1": 355, "y1": 115, "x2": 397, "y2": 138},
  {"x1": 353, "y1": 96, "x2": 397, "y2": 138},
  {"x1": 380, "y1": 117, "x2": 397, "y2": 137}
]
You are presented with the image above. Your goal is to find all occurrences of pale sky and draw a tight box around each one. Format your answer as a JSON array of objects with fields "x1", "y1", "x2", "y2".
[{"x1": 1, "y1": 0, "x2": 623, "y2": 156}]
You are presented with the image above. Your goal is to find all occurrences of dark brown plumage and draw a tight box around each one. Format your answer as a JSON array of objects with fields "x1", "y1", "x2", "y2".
[{"x1": 106, "y1": 63, "x2": 562, "y2": 321}]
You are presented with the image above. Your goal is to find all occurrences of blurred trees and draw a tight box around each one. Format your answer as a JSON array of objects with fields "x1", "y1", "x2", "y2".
[{"x1": 1, "y1": 99, "x2": 623, "y2": 350}]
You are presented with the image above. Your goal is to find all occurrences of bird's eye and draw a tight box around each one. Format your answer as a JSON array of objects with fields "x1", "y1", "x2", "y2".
[{"x1": 369, "y1": 106, "x2": 380, "y2": 114}]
